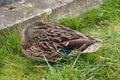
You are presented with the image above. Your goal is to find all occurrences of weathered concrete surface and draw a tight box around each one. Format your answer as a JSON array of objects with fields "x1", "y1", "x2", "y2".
[{"x1": 0, "y1": 0, "x2": 105, "y2": 29}]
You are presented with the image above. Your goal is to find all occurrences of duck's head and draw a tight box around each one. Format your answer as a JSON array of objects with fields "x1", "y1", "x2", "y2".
[
  {"x1": 21, "y1": 22, "x2": 47, "y2": 49},
  {"x1": 23, "y1": 22, "x2": 47, "y2": 40}
]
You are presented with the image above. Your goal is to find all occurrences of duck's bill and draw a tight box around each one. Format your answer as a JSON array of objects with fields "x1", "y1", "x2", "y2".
[{"x1": 81, "y1": 39, "x2": 102, "y2": 53}]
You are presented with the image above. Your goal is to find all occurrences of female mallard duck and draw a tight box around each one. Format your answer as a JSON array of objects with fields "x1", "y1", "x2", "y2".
[{"x1": 21, "y1": 22, "x2": 102, "y2": 62}]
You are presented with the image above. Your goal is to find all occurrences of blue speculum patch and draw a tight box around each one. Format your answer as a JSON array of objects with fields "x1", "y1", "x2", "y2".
[{"x1": 59, "y1": 49, "x2": 73, "y2": 54}]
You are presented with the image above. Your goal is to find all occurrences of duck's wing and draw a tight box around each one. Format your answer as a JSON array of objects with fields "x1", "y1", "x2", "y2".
[{"x1": 44, "y1": 23, "x2": 102, "y2": 54}]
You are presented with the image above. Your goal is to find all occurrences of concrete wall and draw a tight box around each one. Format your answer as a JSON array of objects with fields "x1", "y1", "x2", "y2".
[{"x1": 0, "y1": 0, "x2": 105, "y2": 30}]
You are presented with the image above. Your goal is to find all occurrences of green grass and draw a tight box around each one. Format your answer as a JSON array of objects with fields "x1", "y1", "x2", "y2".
[{"x1": 0, "y1": 0, "x2": 120, "y2": 80}]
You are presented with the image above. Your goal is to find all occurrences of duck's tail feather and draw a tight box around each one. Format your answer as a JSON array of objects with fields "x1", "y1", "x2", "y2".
[{"x1": 81, "y1": 39, "x2": 102, "y2": 53}]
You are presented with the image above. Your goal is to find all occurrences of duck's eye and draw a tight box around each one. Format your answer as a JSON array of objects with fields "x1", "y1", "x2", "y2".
[{"x1": 34, "y1": 22, "x2": 45, "y2": 26}]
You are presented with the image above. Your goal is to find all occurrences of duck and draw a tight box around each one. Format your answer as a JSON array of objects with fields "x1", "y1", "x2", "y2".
[{"x1": 21, "y1": 22, "x2": 102, "y2": 62}]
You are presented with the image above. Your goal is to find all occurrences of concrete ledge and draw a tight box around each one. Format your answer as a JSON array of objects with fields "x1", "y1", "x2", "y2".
[{"x1": 0, "y1": 0, "x2": 105, "y2": 29}]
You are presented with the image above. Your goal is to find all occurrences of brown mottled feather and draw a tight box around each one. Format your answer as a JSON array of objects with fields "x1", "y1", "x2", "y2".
[{"x1": 21, "y1": 22, "x2": 102, "y2": 61}]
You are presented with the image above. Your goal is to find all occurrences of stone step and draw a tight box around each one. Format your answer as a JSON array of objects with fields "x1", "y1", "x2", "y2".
[{"x1": 0, "y1": 0, "x2": 105, "y2": 29}]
